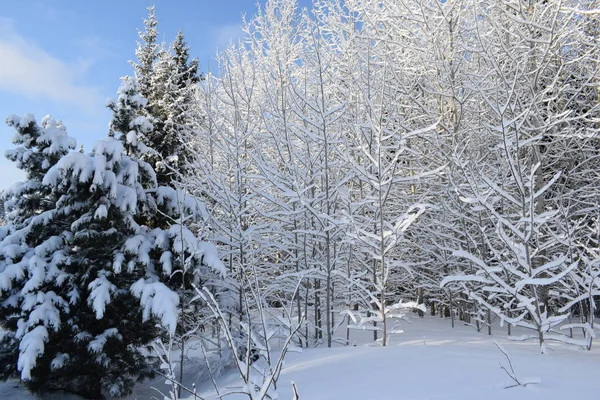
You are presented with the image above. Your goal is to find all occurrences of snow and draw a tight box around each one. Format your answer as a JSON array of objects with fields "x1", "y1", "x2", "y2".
[
  {"x1": 50, "y1": 353, "x2": 69, "y2": 371},
  {"x1": 37, "y1": 116, "x2": 77, "y2": 156},
  {"x1": 112, "y1": 252, "x2": 125, "y2": 274},
  {"x1": 130, "y1": 278, "x2": 180, "y2": 334},
  {"x1": 18, "y1": 292, "x2": 67, "y2": 335},
  {"x1": 1, "y1": 315, "x2": 599, "y2": 399},
  {"x1": 187, "y1": 316, "x2": 599, "y2": 400},
  {"x1": 159, "y1": 251, "x2": 173, "y2": 275},
  {"x1": 116, "y1": 76, "x2": 148, "y2": 108},
  {"x1": 126, "y1": 130, "x2": 138, "y2": 147},
  {"x1": 130, "y1": 116, "x2": 153, "y2": 134},
  {"x1": 153, "y1": 186, "x2": 207, "y2": 221},
  {"x1": 199, "y1": 241, "x2": 226, "y2": 277},
  {"x1": 87, "y1": 328, "x2": 122, "y2": 354},
  {"x1": 124, "y1": 234, "x2": 151, "y2": 265},
  {"x1": 17, "y1": 325, "x2": 48, "y2": 381},
  {"x1": 94, "y1": 204, "x2": 108, "y2": 220},
  {"x1": 87, "y1": 274, "x2": 117, "y2": 319}
]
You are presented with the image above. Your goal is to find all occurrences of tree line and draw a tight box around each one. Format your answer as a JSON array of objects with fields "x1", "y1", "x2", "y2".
[{"x1": 0, "y1": 0, "x2": 599, "y2": 398}]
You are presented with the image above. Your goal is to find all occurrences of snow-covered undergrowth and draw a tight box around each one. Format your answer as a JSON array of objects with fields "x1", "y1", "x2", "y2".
[{"x1": 3, "y1": 316, "x2": 598, "y2": 400}]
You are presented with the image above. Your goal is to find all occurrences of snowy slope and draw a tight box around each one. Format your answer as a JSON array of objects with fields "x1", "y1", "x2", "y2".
[
  {"x1": 2, "y1": 316, "x2": 598, "y2": 399},
  {"x1": 189, "y1": 316, "x2": 599, "y2": 400}
]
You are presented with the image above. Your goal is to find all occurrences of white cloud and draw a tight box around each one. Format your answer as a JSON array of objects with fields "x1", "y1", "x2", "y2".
[
  {"x1": 212, "y1": 23, "x2": 245, "y2": 51},
  {"x1": 0, "y1": 17, "x2": 103, "y2": 115},
  {"x1": 71, "y1": 35, "x2": 118, "y2": 60}
]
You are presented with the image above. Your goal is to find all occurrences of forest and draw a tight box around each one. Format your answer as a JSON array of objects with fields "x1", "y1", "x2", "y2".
[{"x1": 0, "y1": 0, "x2": 599, "y2": 399}]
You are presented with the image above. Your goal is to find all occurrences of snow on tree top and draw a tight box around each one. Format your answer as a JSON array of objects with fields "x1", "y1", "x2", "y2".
[
  {"x1": 130, "y1": 116, "x2": 153, "y2": 133},
  {"x1": 116, "y1": 76, "x2": 148, "y2": 108},
  {"x1": 5, "y1": 113, "x2": 36, "y2": 129}
]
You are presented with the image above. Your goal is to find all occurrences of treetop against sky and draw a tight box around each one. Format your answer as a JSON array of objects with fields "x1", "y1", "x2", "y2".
[{"x1": 0, "y1": 0, "x2": 312, "y2": 190}]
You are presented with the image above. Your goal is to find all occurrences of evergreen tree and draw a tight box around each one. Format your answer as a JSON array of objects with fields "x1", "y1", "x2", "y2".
[
  {"x1": 0, "y1": 78, "x2": 223, "y2": 398},
  {"x1": 0, "y1": 111, "x2": 159, "y2": 398},
  {"x1": 131, "y1": 5, "x2": 159, "y2": 102},
  {"x1": 131, "y1": 6, "x2": 202, "y2": 186},
  {"x1": 108, "y1": 77, "x2": 224, "y2": 397},
  {"x1": 172, "y1": 30, "x2": 200, "y2": 89},
  {"x1": 153, "y1": 30, "x2": 201, "y2": 186},
  {"x1": 30, "y1": 134, "x2": 161, "y2": 398},
  {"x1": 0, "y1": 115, "x2": 77, "y2": 389}
]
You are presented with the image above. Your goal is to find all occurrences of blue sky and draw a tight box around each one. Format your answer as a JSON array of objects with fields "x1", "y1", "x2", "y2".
[{"x1": 0, "y1": 0, "x2": 311, "y2": 190}]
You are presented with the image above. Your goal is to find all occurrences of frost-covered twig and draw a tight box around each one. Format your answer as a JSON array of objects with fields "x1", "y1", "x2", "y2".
[
  {"x1": 151, "y1": 336, "x2": 202, "y2": 400},
  {"x1": 493, "y1": 341, "x2": 540, "y2": 389},
  {"x1": 193, "y1": 284, "x2": 303, "y2": 399},
  {"x1": 199, "y1": 340, "x2": 222, "y2": 399},
  {"x1": 152, "y1": 370, "x2": 203, "y2": 400}
]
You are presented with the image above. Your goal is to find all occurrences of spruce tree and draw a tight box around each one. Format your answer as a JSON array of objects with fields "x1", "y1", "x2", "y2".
[
  {"x1": 0, "y1": 115, "x2": 77, "y2": 389},
  {"x1": 131, "y1": 6, "x2": 202, "y2": 186},
  {"x1": 131, "y1": 5, "x2": 159, "y2": 102},
  {"x1": 0, "y1": 112, "x2": 158, "y2": 398},
  {"x1": 31, "y1": 134, "x2": 161, "y2": 398},
  {"x1": 0, "y1": 77, "x2": 223, "y2": 398},
  {"x1": 159, "y1": 30, "x2": 201, "y2": 185}
]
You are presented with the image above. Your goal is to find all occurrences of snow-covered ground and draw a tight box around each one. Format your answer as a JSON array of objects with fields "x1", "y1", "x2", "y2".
[{"x1": 2, "y1": 316, "x2": 599, "y2": 399}]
